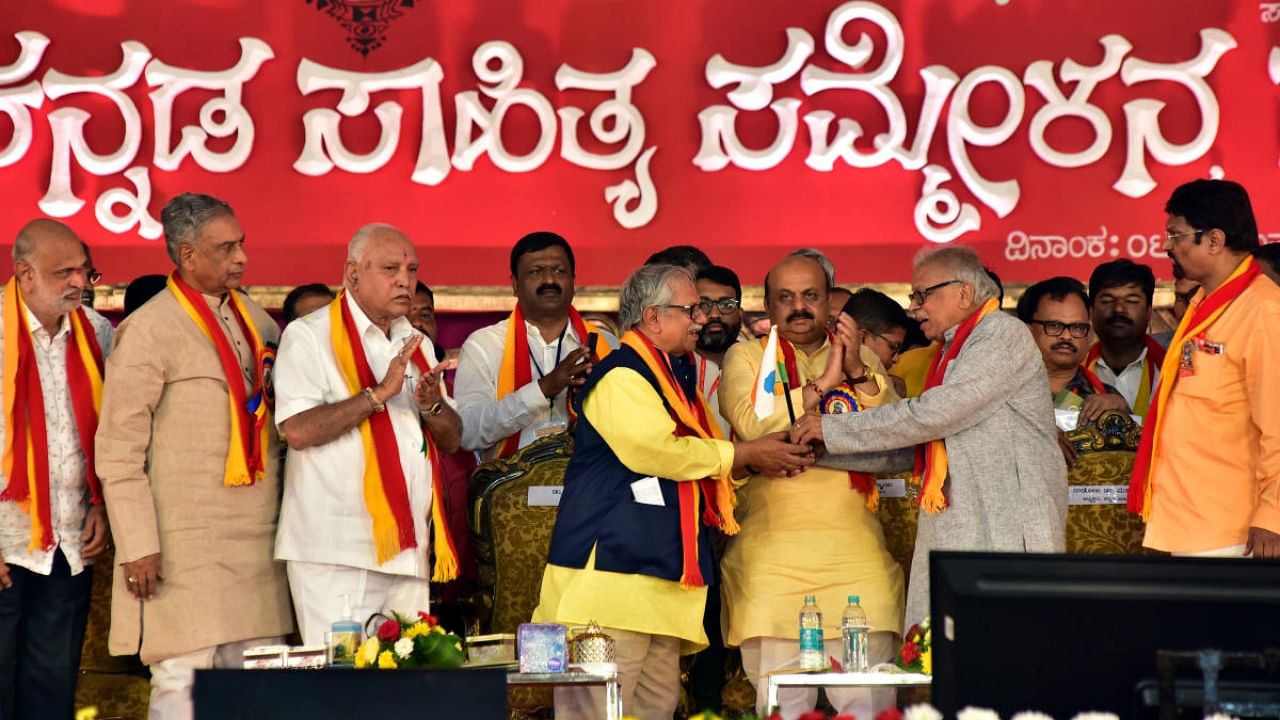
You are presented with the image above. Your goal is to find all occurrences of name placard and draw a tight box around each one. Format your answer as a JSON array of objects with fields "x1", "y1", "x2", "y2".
[
  {"x1": 1067, "y1": 485, "x2": 1129, "y2": 506},
  {"x1": 875, "y1": 477, "x2": 908, "y2": 499},
  {"x1": 527, "y1": 486, "x2": 563, "y2": 507}
]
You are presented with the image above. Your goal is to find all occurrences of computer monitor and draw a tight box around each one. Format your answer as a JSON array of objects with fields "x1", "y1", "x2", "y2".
[{"x1": 930, "y1": 552, "x2": 1280, "y2": 718}]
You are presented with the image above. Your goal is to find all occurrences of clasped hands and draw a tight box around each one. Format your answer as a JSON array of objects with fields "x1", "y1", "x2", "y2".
[{"x1": 374, "y1": 334, "x2": 450, "y2": 414}]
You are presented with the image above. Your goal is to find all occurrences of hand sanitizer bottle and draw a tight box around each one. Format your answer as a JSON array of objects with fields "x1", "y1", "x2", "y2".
[{"x1": 329, "y1": 594, "x2": 362, "y2": 667}]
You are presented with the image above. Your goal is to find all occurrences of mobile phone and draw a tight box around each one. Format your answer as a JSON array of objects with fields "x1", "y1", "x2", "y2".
[{"x1": 584, "y1": 332, "x2": 599, "y2": 363}]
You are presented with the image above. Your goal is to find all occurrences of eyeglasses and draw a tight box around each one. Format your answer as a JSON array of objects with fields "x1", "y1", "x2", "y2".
[
  {"x1": 908, "y1": 279, "x2": 962, "y2": 306},
  {"x1": 869, "y1": 331, "x2": 903, "y2": 355},
  {"x1": 1029, "y1": 319, "x2": 1091, "y2": 338},
  {"x1": 87, "y1": 270, "x2": 102, "y2": 285},
  {"x1": 651, "y1": 303, "x2": 706, "y2": 320},
  {"x1": 1165, "y1": 229, "x2": 1203, "y2": 244},
  {"x1": 697, "y1": 298, "x2": 740, "y2": 315}
]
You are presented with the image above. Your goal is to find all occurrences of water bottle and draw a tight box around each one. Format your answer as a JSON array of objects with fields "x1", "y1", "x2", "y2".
[
  {"x1": 840, "y1": 595, "x2": 870, "y2": 672},
  {"x1": 798, "y1": 594, "x2": 825, "y2": 671}
]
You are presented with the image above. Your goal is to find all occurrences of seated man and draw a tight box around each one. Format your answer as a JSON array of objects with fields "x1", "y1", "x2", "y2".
[
  {"x1": 533, "y1": 264, "x2": 813, "y2": 720},
  {"x1": 1016, "y1": 277, "x2": 1130, "y2": 465}
]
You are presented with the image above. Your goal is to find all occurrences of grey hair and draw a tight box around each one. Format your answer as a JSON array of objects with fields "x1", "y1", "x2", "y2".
[
  {"x1": 347, "y1": 223, "x2": 404, "y2": 264},
  {"x1": 161, "y1": 193, "x2": 233, "y2": 265},
  {"x1": 786, "y1": 247, "x2": 836, "y2": 287},
  {"x1": 913, "y1": 246, "x2": 999, "y2": 303},
  {"x1": 618, "y1": 264, "x2": 693, "y2": 330}
]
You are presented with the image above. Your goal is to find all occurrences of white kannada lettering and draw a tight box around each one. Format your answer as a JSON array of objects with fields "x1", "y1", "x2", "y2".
[
  {"x1": 0, "y1": 31, "x2": 49, "y2": 168},
  {"x1": 294, "y1": 56, "x2": 450, "y2": 184},
  {"x1": 146, "y1": 37, "x2": 274, "y2": 173},
  {"x1": 39, "y1": 41, "x2": 152, "y2": 217},
  {"x1": 452, "y1": 41, "x2": 556, "y2": 173}
]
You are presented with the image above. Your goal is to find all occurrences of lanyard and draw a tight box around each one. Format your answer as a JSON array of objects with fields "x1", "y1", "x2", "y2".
[{"x1": 528, "y1": 323, "x2": 568, "y2": 411}]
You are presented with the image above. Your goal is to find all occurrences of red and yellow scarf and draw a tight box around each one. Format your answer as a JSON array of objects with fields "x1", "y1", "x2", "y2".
[
  {"x1": 914, "y1": 297, "x2": 1000, "y2": 514},
  {"x1": 621, "y1": 330, "x2": 737, "y2": 588},
  {"x1": 168, "y1": 273, "x2": 272, "y2": 487},
  {"x1": 329, "y1": 292, "x2": 458, "y2": 580},
  {"x1": 770, "y1": 334, "x2": 879, "y2": 509},
  {"x1": 1084, "y1": 335, "x2": 1166, "y2": 415},
  {"x1": 494, "y1": 304, "x2": 611, "y2": 458},
  {"x1": 1, "y1": 278, "x2": 105, "y2": 551},
  {"x1": 1128, "y1": 257, "x2": 1260, "y2": 520}
]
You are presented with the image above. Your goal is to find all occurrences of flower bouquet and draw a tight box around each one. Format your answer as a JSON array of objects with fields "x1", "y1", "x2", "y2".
[
  {"x1": 355, "y1": 611, "x2": 465, "y2": 669},
  {"x1": 894, "y1": 618, "x2": 932, "y2": 675}
]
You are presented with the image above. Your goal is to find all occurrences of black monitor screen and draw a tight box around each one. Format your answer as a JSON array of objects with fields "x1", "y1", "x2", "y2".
[{"x1": 930, "y1": 552, "x2": 1280, "y2": 719}]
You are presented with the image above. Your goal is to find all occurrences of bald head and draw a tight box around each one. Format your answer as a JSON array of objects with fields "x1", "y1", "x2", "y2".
[
  {"x1": 12, "y1": 219, "x2": 89, "y2": 331},
  {"x1": 345, "y1": 223, "x2": 419, "y2": 331},
  {"x1": 765, "y1": 254, "x2": 830, "y2": 347},
  {"x1": 13, "y1": 218, "x2": 80, "y2": 263}
]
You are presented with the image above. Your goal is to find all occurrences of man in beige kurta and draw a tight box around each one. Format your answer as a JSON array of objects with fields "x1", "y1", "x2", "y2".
[
  {"x1": 97, "y1": 194, "x2": 292, "y2": 720},
  {"x1": 719, "y1": 254, "x2": 904, "y2": 720}
]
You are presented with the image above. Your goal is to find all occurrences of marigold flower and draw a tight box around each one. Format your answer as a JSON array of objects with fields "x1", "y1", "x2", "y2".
[
  {"x1": 377, "y1": 649, "x2": 398, "y2": 669},
  {"x1": 355, "y1": 637, "x2": 380, "y2": 668}
]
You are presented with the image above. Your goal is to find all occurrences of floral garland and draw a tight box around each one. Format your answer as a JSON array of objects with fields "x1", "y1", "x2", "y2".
[{"x1": 355, "y1": 610, "x2": 465, "y2": 669}]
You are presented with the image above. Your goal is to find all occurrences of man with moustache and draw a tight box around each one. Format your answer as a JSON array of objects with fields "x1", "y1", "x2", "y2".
[
  {"x1": 97, "y1": 194, "x2": 293, "y2": 720},
  {"x1": 1, "y1": 220, "x2": 113, "y2": 720},
  {"x1": 1130, "y1": 179, "x2": 1280, "y2": 559},
  {"x1": 693, "y1": 265, "x2": 744, "y2": 438},
  {"x1": 273, "y1": 224, "x2": 461, "y2": 645},
  {"x1": 533, "y1": 264, "x2": 812, "y2": 720},
  {"x1": 1086, "y1": 260, "x2": 1165, "y2": 418},
  {"x1": 1016, "y1": 277, "x2": 1130, "y2": 465},
  {"x1": 792, "y1": 246, "x2": 1066, "y2": 631},
  {"x1": 456, "y1": 232, "x2": 612, "y2": 461},
  {"x1": 720, "y1": 254, "x2": 903, "y2": 720}
]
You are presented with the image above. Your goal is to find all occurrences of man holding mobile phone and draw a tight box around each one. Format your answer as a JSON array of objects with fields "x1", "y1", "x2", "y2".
[{"x1": 455, "y1": 232, "x2": 615, "y2": 460}]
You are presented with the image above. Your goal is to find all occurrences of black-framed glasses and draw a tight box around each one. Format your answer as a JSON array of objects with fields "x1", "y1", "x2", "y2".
[
  {"x1": 869, "y1": 331, "x2": 903, "y2": 355},
  {"x1": 908, "y1": 279, "x2": 962, "y2": 306},
  {"x1": 697, "y1": 297, "x2": 740, "y2": 315},
  {"x1": 1029, "y1": 319, "x2": 1091, "y2": 338},
  {"x1": 651, "y1": 303, "x2": 706, "y2": 319},
  {"x1": 1165, "y1": 229, "x2": 1203, "y2": 244}
]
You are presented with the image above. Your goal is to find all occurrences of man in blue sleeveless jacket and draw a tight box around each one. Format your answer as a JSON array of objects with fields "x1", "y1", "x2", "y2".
[{"x1": 532, "y1": 263, "x2": 813, "y2": 720}]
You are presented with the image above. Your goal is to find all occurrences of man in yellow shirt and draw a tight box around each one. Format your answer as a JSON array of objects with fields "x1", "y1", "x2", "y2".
[
  {"x1": 1130, "y1": 179, "x2": 1280, "y2": 558},
  {"x1": 533, "y1": 264, "x2": 812, "y2": 720},
  {"x1": 719, "y1": 254, "x2": 904, "y2": 720}
]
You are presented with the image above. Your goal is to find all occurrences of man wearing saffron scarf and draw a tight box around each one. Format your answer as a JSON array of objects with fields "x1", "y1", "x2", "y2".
[
  {"x1": 1130, "y1": 179, "x2": 1280, "y2": 558},
  {"x1": 274, "y1": 224, "x2": 461, "y2": 646},
  {"x1": 792, "y1": 247, "x2": 1066, "y2": 630},
  {"x1": 534, "y1": 264, "x2": 813, "y2": 720},
  {"x1": 720, "y1": 254, "x2": 903, "y2": 720},
  {"x1": 455, "y1": 231, "x2": 614, "y2": 460},
  {"x1": 1085, "y1": 260, "x2": 1164, "y2": 418},
  {"x1": 0, "y1": 220, "x2": 112, "y2": 720},
  {"x1": 97, "y1": 194, "x2": 292, "y2": 720}
]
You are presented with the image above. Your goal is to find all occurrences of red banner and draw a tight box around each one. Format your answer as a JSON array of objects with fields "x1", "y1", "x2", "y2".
[{"x1": 2, "y1": 0, "x2": 1278, "y2": 287}]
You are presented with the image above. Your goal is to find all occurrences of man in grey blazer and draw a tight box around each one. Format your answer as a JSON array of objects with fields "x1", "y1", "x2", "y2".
[{"x1": 792, "y1": 247, "x2": 1066, "y2": 628}]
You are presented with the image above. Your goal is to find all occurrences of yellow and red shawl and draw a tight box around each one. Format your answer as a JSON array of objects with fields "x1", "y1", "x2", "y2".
[
  {"x1": 913, "y1": 297, "x2": 1000, "y2": 514},
  {"x1": 168, "y1": 273, "x2": 272, "y2": 487},
  {"x1": 493, "y1": 304, "x2": 611, "y2": 458},
  {"x1": 1084, "y1": 335, "x2": 1166, "y2": 415},
  {"x1": 1128, "y1": 257, "x2": 1260, "y2": 520},
  {"x1": 328, "y1": 292, "x2": 458, "y2": 580},
  {"x1": 621, "y1": 330, "x2": 737, "y2": 588},
  {"x1": 1, "y1": 277, "x2": 105, "y2": 551}
]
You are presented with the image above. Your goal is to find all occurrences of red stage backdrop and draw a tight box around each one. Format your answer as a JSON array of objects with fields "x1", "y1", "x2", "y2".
[{"x1": 2, "y1": 0, "x2": 1279, "y2": 288}]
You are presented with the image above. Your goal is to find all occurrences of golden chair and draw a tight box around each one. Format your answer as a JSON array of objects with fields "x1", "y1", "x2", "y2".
[{"x1": 1064, "y1": 410, "x2": 1152, "y2": 555}]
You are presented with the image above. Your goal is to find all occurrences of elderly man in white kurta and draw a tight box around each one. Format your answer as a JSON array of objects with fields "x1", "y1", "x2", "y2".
[{"x1": 274, "y1": 224, "x2": 461, "y2": 645}]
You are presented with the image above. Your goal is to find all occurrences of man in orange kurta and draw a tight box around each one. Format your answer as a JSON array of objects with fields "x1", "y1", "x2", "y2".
[{"x1": 1134, "y1": 179, "x2": 1280, "y2": 558}]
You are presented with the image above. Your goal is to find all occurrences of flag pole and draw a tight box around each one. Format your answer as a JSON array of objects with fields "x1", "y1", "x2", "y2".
[{"x1": 777, "y1": 361, "x2": 797, "y2": 424}]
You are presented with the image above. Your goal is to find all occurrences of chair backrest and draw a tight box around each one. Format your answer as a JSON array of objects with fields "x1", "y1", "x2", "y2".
[
  {"x1": 468, "y1": 432, "x2": 573, "y2": 634},
  {"x1": 1064, "y1": 410, "x2": 1152, "y2": 555}
]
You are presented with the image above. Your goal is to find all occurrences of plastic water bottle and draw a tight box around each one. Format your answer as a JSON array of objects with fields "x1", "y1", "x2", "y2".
[
  {"x1": 798, "y1": 594, "x2": 825, "y2": 670},
  {"x1": 840, "y1": 595, "x2": 870, "y2": 672}
]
